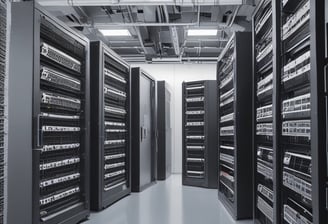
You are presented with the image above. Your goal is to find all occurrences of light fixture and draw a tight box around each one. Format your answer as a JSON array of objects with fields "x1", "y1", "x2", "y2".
[
  {"x1": 187, "y1": 29, "x2": 218, "y2": 36},
  {"x1": 99, "y1": 29, "x2": 131, "y2": 36}
]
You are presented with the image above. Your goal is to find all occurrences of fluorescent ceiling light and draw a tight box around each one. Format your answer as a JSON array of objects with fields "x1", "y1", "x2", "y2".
[
  {"x1": 99, "y1": 29, "x2": 131, "y2": 36},
  {"x1": 187, "y1": 29, "x2": 218, "y2": 36}
]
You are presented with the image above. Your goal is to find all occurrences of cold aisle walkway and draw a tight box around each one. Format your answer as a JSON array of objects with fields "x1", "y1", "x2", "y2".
[{"x1": 83, "y1": 175, "x2": 253, "y2": 224}]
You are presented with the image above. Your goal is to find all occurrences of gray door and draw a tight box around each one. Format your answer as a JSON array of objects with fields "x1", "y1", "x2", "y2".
[{"x1": 139, "y1": 74, "x2": 152, "y2": 186}]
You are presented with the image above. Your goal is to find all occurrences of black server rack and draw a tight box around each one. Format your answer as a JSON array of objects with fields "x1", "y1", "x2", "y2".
[
  {"x1": 252, "y1": 1, "x2": 276, "y2": 223},
  {"x1": 8, "y1": 2, "x2": 90, "y2": 224},
  {"x1": 131, "y1": 67, "x2": 157, "y2": 192},
  {"x1": 217, "y1": 32, "x2": 253, "y2": 220},
  {"x1": 279, "y1": 1, "x2": 313, "y2": 223},
  {"x1": 0, "y1": 0, "x2": 6, "y2": 223},
  {"x1": 90, "y1": 41, "x2": 131, "y2": 210},
  {"x1": 157, "y1": 81, "x2": 172, "y2": 181},
  {"x1": 182, "y1": 80, "x2": 217, "y2": 189}
]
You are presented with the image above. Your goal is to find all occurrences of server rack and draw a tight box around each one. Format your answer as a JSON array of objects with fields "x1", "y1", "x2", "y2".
[
  {"x1": 252, "y1": 1, "x2": 277, "y2": 223},
  {"x1": 157, "y1": 81, "x2": 172, "y2": 181},
  {"x1": 8, "y1": 2, "x2": 90, "y2": 224},
  {"x1": 90, "y1": 41, "x2": 131, "y2": 210},
  {"x1": 0, "y1": 1, "x2": 7, "y2": 223},
  {"x1": 217, "y1": 32, "x2": 253, "y2": 220},
  {"x1": 182, "y1": 80, "x2": 217, "y2": 189},
  {"x1": 131, "y1": 67, "x2": 157, "y2": 192}
]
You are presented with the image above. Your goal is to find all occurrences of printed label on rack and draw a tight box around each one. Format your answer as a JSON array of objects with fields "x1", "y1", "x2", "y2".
[{"x1": 42, "y1": 125, "x2": 80, "y2": 132}]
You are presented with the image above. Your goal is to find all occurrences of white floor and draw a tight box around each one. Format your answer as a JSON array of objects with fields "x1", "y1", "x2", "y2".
[{"x1": 82, "y1": 175, "x2": 253, "y2": 224}]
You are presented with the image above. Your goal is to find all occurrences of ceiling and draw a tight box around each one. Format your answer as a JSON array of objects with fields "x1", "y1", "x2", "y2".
[{"x1": 37, "y1": 0, "x2": 259, "y2": 63}]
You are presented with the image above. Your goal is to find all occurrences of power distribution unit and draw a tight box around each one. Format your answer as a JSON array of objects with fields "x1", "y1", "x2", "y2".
[
  {"x1": 217, "y1": 32, "x2": 253, "y2": 220},
  {"x1": 131, "y1": 67, "x2": 157, "y2": 192},
  {"x1": 182, "y1": 80, "x2": 218, "y2": 189},
  {"x1": 8, "y1": 2, "x2": 90, "y2": 224},
  {"x1": 90, "y1": 41, "x2": 131, "y2": 211},
  {"x1": 157, "y1": 81, "x2": 172, "y2": 181}
]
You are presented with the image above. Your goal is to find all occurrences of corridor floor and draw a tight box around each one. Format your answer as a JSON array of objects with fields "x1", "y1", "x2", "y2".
[{"x1": 82, "y1": 175, "x2": 253, "y2": 224}]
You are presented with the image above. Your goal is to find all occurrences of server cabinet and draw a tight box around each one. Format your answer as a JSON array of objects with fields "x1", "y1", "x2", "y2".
[
  {"x1": 182, "y1": 80, "x2": 217, "y2": 189},
  {"x1": 157, "y1": 81, "x2": 172, "y2": 181},
  {"x1": 0, "y1": 1, "x2": 7, "y2": 223},
  {"x1": 217, "y1": 32, "x2": 253, "y2": 220},
  {"x1": 8, "y1": 2, "x2": 90, "y2": 224},
  {"x1": 131, "y1": 67, "x2": 157, "y2": 192},
  {"x1": 90, "y1": 41, "x2": 131, "y2": 210},
  {"x1": 252, "y1": 1, "x2": 276, "y2": 223}
]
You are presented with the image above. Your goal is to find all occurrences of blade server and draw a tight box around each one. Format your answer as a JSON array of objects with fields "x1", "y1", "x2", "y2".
[
  {"x1": 253, "y1": 1, "x2": 275, "y2": 223},
  {"x1": 182, "y1": 81, "x2": 217, "y2": 188},
  {"x1": 8, "y1": 2, "x2": 90, "y2": 224},
  {"x1": 131, "y1": 67, "x2": 157, "y2": 192},
  {"x1": 217, "y1": 32, "x2": 253, "y2": 220},
  {"x1": 90, "y1": 41, "x2": 131, "y2": 210},
  {"x1": 157, "y1": 81, "x2": 172, "y2": 181},
  {"x1": 0, "y1": 0, "x2": 7, "y2": 223}
]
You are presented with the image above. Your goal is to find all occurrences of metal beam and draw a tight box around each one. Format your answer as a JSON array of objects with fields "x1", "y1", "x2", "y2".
[
  {"x1": 163, "y1": 6, "x2": 180, "y2": 55},
  {"x1": 37, "y1": 0, "x2": 254, "y2": 6}
]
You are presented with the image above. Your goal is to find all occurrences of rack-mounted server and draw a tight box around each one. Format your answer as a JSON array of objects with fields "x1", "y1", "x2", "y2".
[
  {"x1": 90, "y1": 41, "x2": 131, "y2": 210},
  {"x1": 182, "y1": 81, "x2": 217, "y2": 189},
  {"x1": 217, "y1": 32, "x2": 253, "y2": 220},
  {"x1": 157, "y1": 81, "x2": 172, "y2": 181},
  {"x1": 252, "y1": 1, "x2": 276, "y2": 223},
  {"x1": 0, "y1": 0, "x2": 7, "y2": 223},
  {"x1": 131, "y1": 67, "x2": 157, "y2": 192},
  {"x1": 8, "y1": 2, "x2": 90, "y2": 223}
]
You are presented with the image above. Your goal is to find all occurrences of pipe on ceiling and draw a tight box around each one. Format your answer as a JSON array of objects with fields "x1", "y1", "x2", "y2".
[{"x1": 37, "y1": 0, "x2": 254, "y2": 6}]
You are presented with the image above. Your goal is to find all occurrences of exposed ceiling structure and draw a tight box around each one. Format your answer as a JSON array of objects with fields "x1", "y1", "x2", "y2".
[{"x1": 37, "y1": 0, "x2": 258, "y2": 63}]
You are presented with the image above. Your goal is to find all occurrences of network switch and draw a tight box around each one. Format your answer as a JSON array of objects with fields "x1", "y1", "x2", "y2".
[
  {"x1": 40, "y1": 186, "x2": 80, "y2": 206},
  {"x1": 105, "y1": 121, "x2": 126, "y2": 127},
  {"x1": 186, "y1": 135, "x2": 205, "y2": 139},
  {"x1": 104, "y1": 68, "x2": 127, "y2": 84},
  {"x1": 220, "y1": 145, "x2": 234, "y2": 151},
  {"x1": 283, "y1": 168, "x2": 312, "y2": 201},
  {"x1": 257, "y1": 104, "x2": 273, "y2": 122},
  {"x1": 105, "y1": 129, "x2": 127, "y2": 133},
  {"x1": 257, "y1": 159, "x2": 273, "y2": 180},
  {"x1": 220, "y1": 72, "x2": 233, "y2": 89},
  {"x1": 282, "y1": 1, "x2": 310, "y2": 41},
  {"x1": 220, "y1": 88, "x2": 234, "y2": 102},
  {"x1": 257, "y1": 73, "x2": 273, "y2": 97},
  {"x1": 256, "y1": 123, "x2": 273, "y2": 136},
  {"x1": 187, "y1": 158, "x2": 205, "y2": 162},
  {"x1": 282, "y1": 93, "x2": 310, "y2": 118},
  {"x1": 104, "y1": 169, "x2": 126, "y2": 179},
  {"x1": 41, "y1": 91, "x2": 81, "y2": 110},
  {"x1": 257, "y1": 146, "x2": 273, "y2": 162},
  {"x1": 40, "y1": 42, "x2": 81, "y2": 73},
  {"x1": 40, "y1": 66, "x2": 81, "y2": 91},
  {"x1": 186, "y1": 85, "x2": 204, "y2": 90},
  {"x1": 42, "y1": 125, "x2": 80, "y2": 132},
  {"x1": 41, "y1": 143, "x2": 80, "y2": 153},
  {"x1": 220, "y1": 126, "x2": 234, "y2": 136},
  {"x1": 186, "y1": 122, "x2": 204, "y2": 126},
  {"x1": 220, "y1": 153, "x2": 234, "y2": 165},
  {"x1": 282, "y1": 51, "x2": 310, "y2": 83},
  {"x1": 284, "y1": 152, "x2": 311, "y2": 175},
  {"x1": 282, "y1": 120, "x2": 311, "y2": 137},
  {"x1": 104, "y1": 139, "x2": 125, "y2": 145},
  {"x1": 104, "y1": 106, "x2": 127, "y2": 115},
  {"x1": 41, "y1": 112, "x2": 80, "y2": 120},
  {"x1": 104, "y1": 162, "x2": 125, "y2": 170},
  {"x1": 104, "y1": 84, "x2": 127, "y2": 98},
  {"x1": 255, "y1": 5, "x2": 272, "y2": 34},
  {"x1": 220, "y1": 112, "x2": 234, "y2": 123},
  {"x1": 186, "y1": 145, "x2": 205, "y2": 150},
  {"x1": 186, "y1": 97, "x2": 205, "y2": 102},
  {"x1": 284, "y1": 204, "x2": 312, "y2": 224},
  {"x1": 258, "y1": 184, "x2": 273, "y2": 202},
  {"x1": 256, "y1": 41, "x2": 273, "y2": 63},
  {"x1": 186, "y1": 110, "x2": 205, "y2": 115},
  {"x1": 104, "y1": 153, "x2": 126, "y2": 160},
  {"x1": 39, "y1": 157, "x2": 80, "y2": 171},
  {"x1": 257, "y1": 196, "x2": 273, "y2": 222},
  {"x1": 40, "y1": 173, "x2": 80, "y2": 188}
]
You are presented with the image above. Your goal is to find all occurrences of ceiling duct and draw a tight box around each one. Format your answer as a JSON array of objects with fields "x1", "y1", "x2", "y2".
[{"x1": 37, "y1": 0, "x2": 254, "y2": 6}]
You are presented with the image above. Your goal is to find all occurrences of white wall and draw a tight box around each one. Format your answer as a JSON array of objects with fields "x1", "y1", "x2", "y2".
[{"x1": 132, "y1": 63, "x2": 216, "y2": 173}]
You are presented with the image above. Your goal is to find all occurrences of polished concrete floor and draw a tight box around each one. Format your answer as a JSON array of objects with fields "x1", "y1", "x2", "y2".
[{"x1": 83, "y1": 175, "x2": 253, "y2": 224}]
